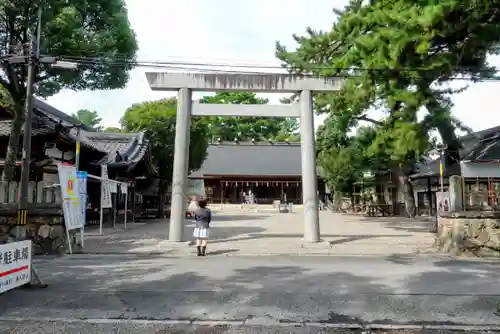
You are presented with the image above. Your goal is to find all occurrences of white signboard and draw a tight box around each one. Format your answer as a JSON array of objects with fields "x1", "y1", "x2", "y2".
[
  {"x1": 101, "y1": 165, "x2": 112, "y2": 208},
  {"x1": 58, "y1": 164, "x2": 85, "y2": 230},
  {"x1": 120, "y1": 183, "x2": 128, "y2": 195},
  {"x1": 109, "y1": 181, "x2": 118, "y2": 194},
  {"x1": 77, "y1": 171, "x2": 88, "y2": 225},
  {"x1": 187, "y1": 179, "x2": 206, "y2": 197},
  {"x1": 436, "y1": 191, "x2": 450, "y2": 212},
  {"x1": 0, "y1": 241, "x2": 31, "y2": 293}
]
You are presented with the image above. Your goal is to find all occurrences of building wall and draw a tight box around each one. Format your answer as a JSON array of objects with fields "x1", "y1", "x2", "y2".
[
  {"x1": 204, "y1": 178, "x2": 303, "y2": 204},
  {"x1": 461, "y1": 162, "x2": 500, "y2": 178},
  {"x1": 196, "y1": 175, "x2": 314, "y2": 204}
]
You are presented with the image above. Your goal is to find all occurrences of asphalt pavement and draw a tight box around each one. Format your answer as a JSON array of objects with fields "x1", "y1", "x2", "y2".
[{"x1": 1, "y1": 254, "x2": 500, "y2": 333}]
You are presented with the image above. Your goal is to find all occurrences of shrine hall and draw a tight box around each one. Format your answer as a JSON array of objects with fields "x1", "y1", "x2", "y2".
[{"x1": 188, "y1": 141, "x2": 325, "y2": 204}]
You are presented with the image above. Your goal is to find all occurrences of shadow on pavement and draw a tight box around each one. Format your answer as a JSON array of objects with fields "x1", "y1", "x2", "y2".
[
  {"x1": 2, "y1": 255, "x2": 500, "y2": 326},
  {"x1": 207, "y1": 249, "x2": 239, "y2": 256},
  {"x1": 210, "y1": 233, "x2": 411, "y2": 245},
  {"x1": 212, "y1": 215, "x2": 269, "y2": 222},
  {"x1": 352, "y1": 215, "x2": 436, "y2": 234}
]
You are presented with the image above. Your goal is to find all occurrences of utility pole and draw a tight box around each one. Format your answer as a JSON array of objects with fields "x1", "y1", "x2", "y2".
[
  {"x1": 438, "y1": 144, "x2": 446, "y2": 213},
  {"x1": 75, "y1": 125, "x2": 81, "y2": 171},
  {"x1": 18, "y1": 7, "x2": 42, "y2": 225},
  {"x1": 16, "y1": 8, "x2": 77, "y2": 223}
]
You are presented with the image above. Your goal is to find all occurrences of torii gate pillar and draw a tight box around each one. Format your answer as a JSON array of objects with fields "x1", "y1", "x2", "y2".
[{"x1": 145, "y1": 72, "x2": 342, "y2": 243}]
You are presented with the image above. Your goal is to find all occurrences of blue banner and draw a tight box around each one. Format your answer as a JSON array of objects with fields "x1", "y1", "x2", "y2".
[{"x1": 76, "y1": 171, "x2": 88, "y2": 226}]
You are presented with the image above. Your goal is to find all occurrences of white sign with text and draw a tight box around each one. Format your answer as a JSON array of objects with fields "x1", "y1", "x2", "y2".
[
  {"x1": 0, "y1": 241, "x2": 31, "y2": 293},
  {"x1": 58, "y1": 164, "x2": 85, "y2": 230},
  {"x1": 101, "y1": 165, "x2": 112, "y2": 208}
]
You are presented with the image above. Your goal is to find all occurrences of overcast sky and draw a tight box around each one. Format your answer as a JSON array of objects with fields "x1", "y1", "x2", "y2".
[{"x1": 46, "y1": 0, "x2": 500, "y2": 132}]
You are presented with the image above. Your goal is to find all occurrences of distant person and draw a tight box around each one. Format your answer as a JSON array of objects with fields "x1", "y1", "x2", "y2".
[{"x1": 193, "y1": 199, "x2": 212, "y2": 256}]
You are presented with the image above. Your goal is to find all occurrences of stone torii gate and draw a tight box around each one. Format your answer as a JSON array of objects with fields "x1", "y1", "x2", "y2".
[{"x1": 145, "y1": 72, "x2": 341, "y2": 243}]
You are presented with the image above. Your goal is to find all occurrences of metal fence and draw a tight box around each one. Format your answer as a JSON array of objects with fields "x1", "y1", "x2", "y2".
[
  {"x1": 0, "y1": 181, "x2": 61, "y2": 204},
  {"x1": 463, "y1": 178, "x2": 500, "y2": 211}
]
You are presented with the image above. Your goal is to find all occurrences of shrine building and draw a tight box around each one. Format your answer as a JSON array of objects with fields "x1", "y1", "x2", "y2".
[{"x1": 189, "y1": 141, "x2": 325, "y2": 204}]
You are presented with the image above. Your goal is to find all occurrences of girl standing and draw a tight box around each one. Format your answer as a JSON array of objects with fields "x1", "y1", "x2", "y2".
[{"x1": 193, "y1": 199, "x2": 211, "y2": 256}]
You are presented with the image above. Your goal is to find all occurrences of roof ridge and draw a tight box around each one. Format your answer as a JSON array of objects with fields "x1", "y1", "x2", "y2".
[{"x1": 210, "y1": 141, "x2": 301, "y2": 147}]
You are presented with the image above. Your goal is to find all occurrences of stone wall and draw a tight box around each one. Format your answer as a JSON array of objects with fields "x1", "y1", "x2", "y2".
[
  {"x1": 436, "y1": 211, "x2": 500, "y2": 257},
  {"x1": 0, "y1": 204, "x2": 80, "y2": 255}
]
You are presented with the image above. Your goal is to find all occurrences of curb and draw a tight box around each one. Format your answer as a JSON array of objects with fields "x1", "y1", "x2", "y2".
[
  {"x1": 1, "y1": 317, "x2": 500, "y2": 331},
  {"x1": 33, "y1": 252, "x2": 445, "y2": 259}
]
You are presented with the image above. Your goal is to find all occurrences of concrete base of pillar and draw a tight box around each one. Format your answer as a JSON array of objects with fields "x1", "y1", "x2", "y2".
[{"x1": 300, "y1": 238, "x2": 327, "y2": 244}]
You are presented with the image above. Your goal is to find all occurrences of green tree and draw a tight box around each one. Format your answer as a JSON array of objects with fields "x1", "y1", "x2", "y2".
[
  {"x1": 71, "y1": 109, "x2": 102, "y2": 130},
  {"x1": 316, "y1": 115, "x2": 384, "y2": 208},
  {"x1": 121, "y1": 98, "x2": 210, "y2": 214},
  {"x1": 102, "y1": 126, "x2": 124, "y2": 133},
  {"x1": 199, "y1": 92, "x2": 300, "y2": 142},
  {"x1": 277, "y1": 0, "x2": 500, "y2": 216},
  {"x1": 0, "y1": 0, "x2": 138, "y2": 180}
]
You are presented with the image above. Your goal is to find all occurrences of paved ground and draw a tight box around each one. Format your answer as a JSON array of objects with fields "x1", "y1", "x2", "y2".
[
  {"x1": 2, "y1": 211, "x2": 481, "y2": 333},
  {"x1": 1, "y1": 254, "x2": 500, "y2": 333},
  {"x1": 80, "y1": 210, "x2": 437, "y2": 256}
]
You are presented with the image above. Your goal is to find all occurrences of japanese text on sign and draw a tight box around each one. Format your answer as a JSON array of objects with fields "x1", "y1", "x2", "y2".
[
  {"x1": 0, "y1": 240, "x2": 31, "y2": 293},
  {"x1": 58, "y1": 164, "x2": 85, "y2": 230}
]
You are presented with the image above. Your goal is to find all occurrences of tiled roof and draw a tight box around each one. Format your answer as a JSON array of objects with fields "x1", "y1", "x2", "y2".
[
  {"x1": 0, "y1": 98, "x2": 93, "y2": 137},
  {"x1": 462, "y1": 132, "x2": 500, "y2": 162},
  {"x1": 0, "y1": 97, "x2": 154, "y2": 171},
  {"x1": 411, "y1": 125, "x2": 500, "y2": 179},
  {"x1": 190, "y1": 141, "x2": 303, "y2": 177},
  {"x1": 82, "y1": 131, "x2": 151, "y2": 168}
]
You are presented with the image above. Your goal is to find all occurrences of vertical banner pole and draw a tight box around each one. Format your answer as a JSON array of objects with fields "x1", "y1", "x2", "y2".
[
  {"x1": 124, "y1": 184, "x2": 128, "y2": 229},
  {"x1": 100, "y1": 164, "x2": 113, "y2": 234},
  {"x1": 113, "y1": 185, "x2": 117, "y2": 228},
  {"x1": 57, "y1": 164, "x2": 83, "y2": 255},
  {"x1": 99, "y1": 204, "x2": 103, "y2": 235},
  {"x1": 76, "y1": 171, "x2": 87, "y2": 250}
]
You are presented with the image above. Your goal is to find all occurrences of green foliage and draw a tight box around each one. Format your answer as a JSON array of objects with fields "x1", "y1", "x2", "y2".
[
  {"x1": 0, "y1": 0, "x2": 138, "y2": 180},
  {"x1": 102, "y1": 126, "x2": 124, "y2": 133},
  {"x1": 276, "y1": 0, "x2": 500, "y2": 212},
  {"x1": 316, "y1": 116, "x2": 381, "y2": 195},
  {"x1": 0, "y1": 0, "x2": 137, "y2": 99},
  {"x1": 299, "y1": 2, "x2": 497, "y2": 131},
  {"x1": 71, "y1": 109, "x2": 102, "y2": 130},
  {"x1": 276, "y1": 0, "x2": 500, "y2": 172},
  {"x1": 121, "y1": 98, "x2": 209, "y2": 179},
  {"x1": 199, "y1": 92, "x2": 300, "y2": 141},
  {"x1": 0, "y1": 86, "x2": 13, "y2": 109}
]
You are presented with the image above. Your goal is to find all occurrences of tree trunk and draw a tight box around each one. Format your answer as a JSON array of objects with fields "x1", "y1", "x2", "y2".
[
  {"x1": 396, "y1": 167, "x2": 416, "y2": 218},
  {"x1": 425, "y1": 100, "x2": 461, "y2": 165},
  {"x1": 374, "y1": 184, "x2": 385, "y2": 204},
  {"x1": 157, "y1": 178, "x2": 166, "y2": 218},
  {"x1": 2, "y1": 102, "x2": 25, "y2": 181},
  {"x1": 350, "y1": 193, "x2": 355, "y2": 212}
]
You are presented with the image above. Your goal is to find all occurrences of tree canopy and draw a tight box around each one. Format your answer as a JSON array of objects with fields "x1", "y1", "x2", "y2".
[
  {"x1": 71, "y1": 109, "x2": 102, "y2": 130},
  {"x1": 1, "y1": 0, "x2": 138, "y2": 180},
  {"x1": 121, "y1": 98, "x2": 210, "y2": 181},
  {"x1": 199, "y1": 92, "x2": 300, "y2": 142},
  {"x1": 276, "y1": 0, "x2": 500, "y2": 215},
  {"x1": 102, "y1": 126, "x2": 124, "y2": 133}
]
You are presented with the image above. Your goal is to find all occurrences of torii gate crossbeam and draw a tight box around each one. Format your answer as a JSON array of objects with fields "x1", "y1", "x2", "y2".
[{"x1": 145, "y1": 72, "x2": 341, "y2": 243}]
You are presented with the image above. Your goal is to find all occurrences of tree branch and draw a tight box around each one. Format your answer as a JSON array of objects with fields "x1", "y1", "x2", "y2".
[
  {"x1": 35, "y1": 74, "x2": 48, "y2": 82},
  {"x1": 356, "y1": 114, "x2": 382, "y2": 125},
  {"x1": 2, "y1": 63, "x2": 20, "y2": 98},
  {"x1": 0, "y1": 70, "x2": 11, "y2": 91}
]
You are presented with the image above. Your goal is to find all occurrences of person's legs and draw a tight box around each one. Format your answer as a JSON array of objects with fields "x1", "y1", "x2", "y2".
[
  {"x1": 196, "y1": 238, "x2": 202, "y2": 256},
  {"x1": 200, "y1": 238, "x2": 208, "y2": 256}
]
